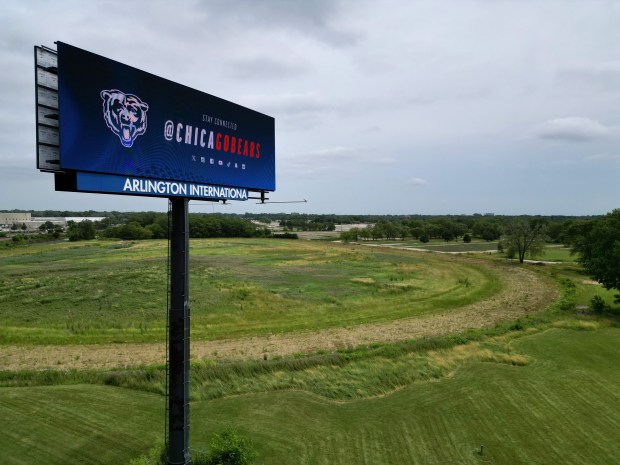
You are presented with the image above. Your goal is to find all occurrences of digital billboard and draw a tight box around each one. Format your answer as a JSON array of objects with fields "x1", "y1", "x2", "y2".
[{"x1": 52, "y1": 42, "x2": 275, "y2": 195}]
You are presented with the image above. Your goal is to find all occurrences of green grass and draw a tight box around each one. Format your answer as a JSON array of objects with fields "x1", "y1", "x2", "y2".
[
  {"x1": 1, "y1": 325, "x2": 619, "y2": 464},
  {"x1": 550, "y1": 263, "x2": 617, "y2": 308},
  {"x1": 411, "y1": 241, "x2": 498, "y2": 252},
  {"x1": 0, "y1": 384, "x2": 162, "y2": 465},
  {"x1": 374, "y1": 239, "x2": 499, "y2": 252},
  {"x1": 376, "y1": 241, "x2": 577, "y2": 259},
  {"x1": 0, "y1": 239, "x2": 503, "y2": 344},
  {"x1": 3, "y1": 236, "x2": 618, "y2": 463},
  {"x1": 537, "y1": 245, "x2": 578, "y2": 263},
  {"x1": 207, "y1": 327, "x2": 620, "y2": 464}
]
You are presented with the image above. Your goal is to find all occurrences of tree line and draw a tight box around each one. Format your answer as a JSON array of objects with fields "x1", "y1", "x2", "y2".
[
  {"x1": 339, "y1": 218, "x2": 512, "y2": 243},
  {"x1": 61, "y1": 213, "x2": 272, "y2": 241}
]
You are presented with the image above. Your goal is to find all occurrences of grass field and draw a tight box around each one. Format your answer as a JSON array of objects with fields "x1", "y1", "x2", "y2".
[
  {"x1": 371, "y1": 240, "x2": 579, "y2": 261},
  {"x1": 377, "y1": 239, "x2": 500, "y2": 253},
  {"x1": 538, "y1": 245, "x2": 578, "y2": 262},
  {"x1": 1, "y1": 325, "x2": 619, "y2": 464},
  {"x1": 0, "y1": 239, "x2": 504, "y2": 344},
  {"x1": 0, "y1": 237, "x2": 618, "y2": 464}
]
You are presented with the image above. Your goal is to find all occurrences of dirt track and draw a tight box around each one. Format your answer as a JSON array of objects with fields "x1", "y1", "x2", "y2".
[{"x1": 0, "y1": 263, "x2": 558, "y2": 371}]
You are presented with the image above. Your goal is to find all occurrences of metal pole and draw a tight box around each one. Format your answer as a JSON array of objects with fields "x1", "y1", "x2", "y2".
[{"x1": 168, "y1": 197, "x2": 191, "y2": 465}]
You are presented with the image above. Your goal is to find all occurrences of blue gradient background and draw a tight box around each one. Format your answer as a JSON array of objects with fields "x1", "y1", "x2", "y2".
[{"x1": 58, "y1": 42, "x2": 275, "y2": 191}]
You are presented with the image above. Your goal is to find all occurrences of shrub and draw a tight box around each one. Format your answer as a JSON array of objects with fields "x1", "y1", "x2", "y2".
[
  {"x1": 12, "y1": 235, "x2": 26, "y2": 243},
  {"x1": 272, "y1": 232, "x2": 298, "y2": 239},
  {"x1": 129, "y1": 429, "x2": 257, "y2": 465},
  {"x1": 509, "y1": 319, "x2": 524, "y2": 331},
  {"x1": 557, "y1": 278, "x2": 577, "y2": 311},
  {"x1": 463, "y1": 233, "x2": 472, "y2": 243},
  {"x1": 204, "y1": 428, "x2": 257, "y2": 465},
  {"x1": 590, "y1": 295, "x2": 609, "y2": 313},
  {"x1": 129, "y1": 442, "x2": 166, "y2": 465}
]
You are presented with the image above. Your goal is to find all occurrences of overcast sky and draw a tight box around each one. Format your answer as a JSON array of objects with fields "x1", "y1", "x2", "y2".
[{"x1": 2, "y1": 0, "x2": 619, "y2": 215}]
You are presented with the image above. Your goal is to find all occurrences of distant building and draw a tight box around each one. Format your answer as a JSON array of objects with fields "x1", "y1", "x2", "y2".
[
  {"x1": 0, "y1": 212, "x2": 31, "y2": 227},
  {"x1": 0, "y1": 213, "x2": 106, "y2": 231}
]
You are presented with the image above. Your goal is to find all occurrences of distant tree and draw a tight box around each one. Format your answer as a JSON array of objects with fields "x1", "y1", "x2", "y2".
[
  {"x1": 463, "y1": 233, "x2": 472, "y2": 243},
  {"x1": 472, "y1": 220, "x2": 502, "y2": 241},
  {"x1": 66, "y1": 220, "x2": 96, "y2": 241},
  {"x1": 340, "y1": 228, "x2": 360, "y2": 242},
  {"x1": 371, "y1": 224, "x2": 384, "y2": 240},
  {"x1": 145, "y1": 223, "x2": 167, "y2": 239},
  {"x1": 570, "y1": 209, "x2": 620, "y2": 302},
  {"x1": 399, "y1": 224, "x2": 408, "y2": 240},
  {"x1": 39, "y1": 221, "x2": 55, "y2": 232},
  {"x1": 79, "y1": 220, "x2": 96, "y2": 240},
  {"x1": 501, "y1": 218, "x2": 547, "y2": 263},
  {"x1": 425, "y1": 222, "x2": 442, "y2": 239},
  {"x1": 453, "y1": 221, "x2": 468, "y2": 239},
  {"x1": 66, "y1": 222, "x2": 80, "y2": 241},
  {"x1": 409, "y1": 226, "x2": 423, "y2": 240},
  {"x1": 547, "y1": 221, "x2": 569, "y2": 244},
  {"x1": 441, "y1": 230, "x2": 455, "y2": 242},
  {"x1": 419, "y1": 234, "x2": 430, "y2": 243},
  {"x1": 105, "y1": 222, "x2": 152, "y2": 240},
  {"x1": 383, "y1": 222, "x2": 400, "y2": 240}
]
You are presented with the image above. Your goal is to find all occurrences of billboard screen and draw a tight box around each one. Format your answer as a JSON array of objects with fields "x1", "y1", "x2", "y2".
[{"x1": 57, "y1": 42, "x2": 275, "y2": 192}]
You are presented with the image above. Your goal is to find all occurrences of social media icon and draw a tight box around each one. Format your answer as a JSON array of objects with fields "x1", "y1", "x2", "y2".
[{"x1": 164, "y1": 120, "x2": 174, "y2": 141}]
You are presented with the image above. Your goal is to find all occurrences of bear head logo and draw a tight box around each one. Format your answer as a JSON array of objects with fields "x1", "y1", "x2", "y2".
[{"x1": 100, "y1": 89, "x2": 149, "y2": 148}]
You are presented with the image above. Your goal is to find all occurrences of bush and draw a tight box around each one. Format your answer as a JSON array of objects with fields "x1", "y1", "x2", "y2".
[
  {"x1": 590, "y1": 295, "x2": 609, "y2": 313},
  {"x1": 131, "y1": 429, "x2": 257, "y2": 465},
  {"x1": 204, "y1": 428, "x2": 257, "y2": 465},
  {"x1": 558, "y1": 278, "x2": 577, "y2": 311},
  {"x1": 129, "y1": 442, "x2": 166, "y2": 465},
  {"x1": 104, "y1": 222, "x2": 153, "y2": 240},
  {"x1": 463, "y1": 233, "x2": 471, "y2": 243},
  {"x1": 272, "y1": 232, "x2": 298, "y2": 239}
]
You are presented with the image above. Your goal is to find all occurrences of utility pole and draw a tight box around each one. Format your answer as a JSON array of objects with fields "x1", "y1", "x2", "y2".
[{"x1": 168, "y1": 197, "x2": 191, "y2": 465}]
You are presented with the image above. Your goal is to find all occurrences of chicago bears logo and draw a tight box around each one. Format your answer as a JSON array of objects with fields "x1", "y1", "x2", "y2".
[{"x1": 100, "y1": 89, "x2": 149, "y2": 148}]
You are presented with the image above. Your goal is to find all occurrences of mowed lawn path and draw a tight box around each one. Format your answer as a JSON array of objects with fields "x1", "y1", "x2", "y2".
[
  {"x1": 0, "y1": 327, "x2": 618, "y2": 464},
  {"x1": 0, "y1": 262, "x2": 558, "y2": 370}
]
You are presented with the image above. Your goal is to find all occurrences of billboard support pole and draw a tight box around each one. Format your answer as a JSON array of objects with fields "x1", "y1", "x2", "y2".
[{"x1": 168, "y1": 197, "x2": 191, "y2": 465}]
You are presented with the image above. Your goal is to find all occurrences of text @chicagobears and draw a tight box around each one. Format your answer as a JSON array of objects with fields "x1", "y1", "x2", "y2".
[{"x1": 165, "y1": 119, "x2": 262, "y2": 159}]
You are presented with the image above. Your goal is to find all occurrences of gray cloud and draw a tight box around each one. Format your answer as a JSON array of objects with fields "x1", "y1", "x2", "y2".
[
  {"x1": 536, "y1": 117, "x2": 612, "y2": 142},
  {"x1": 203, "y1": 0, "x2": 361, "y2": 47},
  {"x1": 583, "y1": 153, "x2": 620, "y2": 164},
  {"x1": 281, "y1": 146, "x2": 395, "y2": 180},
  {"x1": 225, "y1": 57, "x2": 306, "y2": 80},
  {"x1": 242, "y1": 92, "x2": 334, "y2": 116},
  {"x1": 557, "y1": 62, "x2": 620, "y2": 92},
  {"x1": 410, "y1": 177, "x2": 428, "y2": 186}
]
